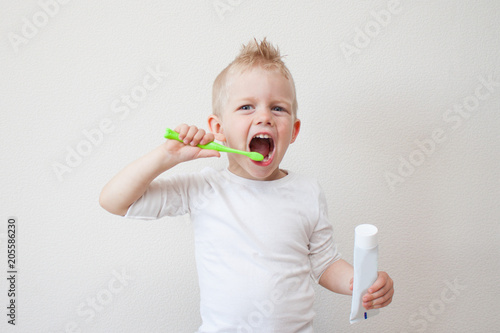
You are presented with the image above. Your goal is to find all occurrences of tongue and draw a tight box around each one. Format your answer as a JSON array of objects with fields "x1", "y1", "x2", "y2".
[{"x1": 249, "y1": 138, "x2": 270, "y2": 157}]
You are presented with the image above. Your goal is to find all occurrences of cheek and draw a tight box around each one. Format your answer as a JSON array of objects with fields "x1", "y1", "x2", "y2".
[
  {"x1": 279, "y1": 122, "x2": 294, "y2": 136},
  {"x1": 222, "y1": 122, "x2": 245, "y2": 142},
  {"x1": 228, "y1": 117, "x2": 250, "y2": 132}
]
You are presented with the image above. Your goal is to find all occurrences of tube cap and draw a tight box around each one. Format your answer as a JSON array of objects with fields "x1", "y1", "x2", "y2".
[{"x1": 355, "y1": 224, "x2": 378, "y2": 249}]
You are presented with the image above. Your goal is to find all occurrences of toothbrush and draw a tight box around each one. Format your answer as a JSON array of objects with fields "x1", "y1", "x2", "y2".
[{"x1": 164, "y1": 128, "x2": 264, "y2": 161}]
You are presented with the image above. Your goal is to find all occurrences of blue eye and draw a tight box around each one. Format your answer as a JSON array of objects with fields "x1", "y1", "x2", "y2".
[
  {"x1": 240, "y1": 105, "x2": 253, "y2": 110},
  {"x1": 272, "y1": 106, "x2": 286, "y2": 112}
]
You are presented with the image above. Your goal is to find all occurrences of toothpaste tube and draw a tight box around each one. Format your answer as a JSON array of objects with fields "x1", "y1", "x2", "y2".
[{"x1": 350, "y1": 224, "x2": 380, "y2": 324}]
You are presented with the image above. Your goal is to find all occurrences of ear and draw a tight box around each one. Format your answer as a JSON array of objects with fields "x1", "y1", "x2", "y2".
[
  {"x1": 208, "y1": 114, "x2": 226, "y2": 142},
  {"x1": 290, "y1": 118, "x2": 301, "y2": 143}
]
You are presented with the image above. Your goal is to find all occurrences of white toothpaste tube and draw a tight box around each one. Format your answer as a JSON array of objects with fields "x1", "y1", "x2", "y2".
[{"x1": 350, "y1": 224, "x2": 380, "y2": 324}]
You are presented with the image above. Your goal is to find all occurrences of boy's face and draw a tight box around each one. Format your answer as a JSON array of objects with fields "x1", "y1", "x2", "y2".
[{"x1": 209, "y1": 66, "x2": 300, "y2": 181}]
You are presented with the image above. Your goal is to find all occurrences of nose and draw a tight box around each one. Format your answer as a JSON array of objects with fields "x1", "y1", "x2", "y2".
[{"x1": 253, "y1": 108, "x2": 275, "y2": 126}]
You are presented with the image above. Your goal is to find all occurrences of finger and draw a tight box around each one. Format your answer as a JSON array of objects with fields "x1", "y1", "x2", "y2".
[
  {"x1": 364, "y1": 284, "x2": 387, "y2": 302},
  {"x1": 376, "y1": 292, "x2": 394, "y2": 308},
  {"x1": 175, "y1": 124, "x2": 189, "y2": 141},
  {"x1": 362, "y1": 273, "x2": 393, "y2": 306},
  {"x1": 368, "y1": 272, "x2": 389, "y2": 294},
  {"x1": 366, "y1": 287, "x2": 394, "y2": 309},
  {"x1": 373, "y1": 292, "x2": 394, "y2": 309},
  {"x1": 363, "y1": 283, "x2": 394, "y2": 309},
  {"x1": 182, "y1": 126, "x2": 200, "y2": 145},
  {"x1": 373, "y1": 274, "x2": 393, "y2": 300},
  {"x1": 199, "y1": 132, "x2": 215, "y2": 146},
  {"x1": 191, "y1": 129, "x2": 206, "y2": 146},
  {"x1": 197, "y1": 149, "x2": 221, "y2": 159},
  {"x1": 363, "y1": 280, "x2": 392, "y2": 304}
]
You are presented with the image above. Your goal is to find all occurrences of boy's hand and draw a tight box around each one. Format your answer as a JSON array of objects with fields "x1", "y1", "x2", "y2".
[
  {"x1": 349, "y1": 271, "x2": 394, "y2": 310},
  {"x1": 162, "y1": 124, "x2": 222, "y2": 162},
  {"x1": 100, "y1": 124, "x2": 222, "y2": 216}
]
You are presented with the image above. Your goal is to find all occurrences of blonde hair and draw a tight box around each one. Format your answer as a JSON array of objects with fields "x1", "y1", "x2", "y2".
[{"x1": 212, "y1": 38, "x2": 298, "y2": 118}]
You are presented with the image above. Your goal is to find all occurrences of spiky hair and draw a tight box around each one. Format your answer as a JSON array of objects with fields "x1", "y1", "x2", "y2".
[{"x1": 212, "y1": 38, "x2": 298, "y2": 118}]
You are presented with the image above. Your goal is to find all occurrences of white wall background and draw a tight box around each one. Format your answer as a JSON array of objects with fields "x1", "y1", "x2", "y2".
[{"x1": 1, "y1": 0, "x2": 499, "y2": 332}]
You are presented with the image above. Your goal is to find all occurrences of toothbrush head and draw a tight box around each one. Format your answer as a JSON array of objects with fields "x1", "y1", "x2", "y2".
[{"x1": 246, "y1": 151, "x2": 265, "y2": 161}]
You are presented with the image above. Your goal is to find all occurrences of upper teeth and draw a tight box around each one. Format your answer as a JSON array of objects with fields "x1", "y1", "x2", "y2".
[{"x1": 254, "y1": 134, "x2": 270, "y2": 139}]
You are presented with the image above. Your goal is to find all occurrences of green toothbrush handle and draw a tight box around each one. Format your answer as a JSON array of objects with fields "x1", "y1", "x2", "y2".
[
  {"x1": 164, "y1": 128, "x2": 188, "y2": 142},
  {"x1": 164, "y1": 128, "x2": 224, "y2": 150},
  {"x1": 164, "y1": 128, "x2": 264, "y2": 161}
]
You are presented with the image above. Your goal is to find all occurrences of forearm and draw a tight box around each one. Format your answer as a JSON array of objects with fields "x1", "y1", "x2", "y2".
[
  {"x1": 100, "y1": 125, "x2": 220, "y2": 216},
  {"x1": 99, "y1": 144, "x2": 178, "y2": 216},
  {"x1": 318, "y1": 259, "x2": 353, "y2": 295}
]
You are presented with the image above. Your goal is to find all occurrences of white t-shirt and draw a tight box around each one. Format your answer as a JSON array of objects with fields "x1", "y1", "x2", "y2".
[{"x1": 125, "y1": 167, "x2": 340, "y2": 333}]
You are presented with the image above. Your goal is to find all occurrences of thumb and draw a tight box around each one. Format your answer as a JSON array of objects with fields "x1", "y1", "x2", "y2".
[{"x1": 197, "y1": 149, "x2": 221, "y2": 159}]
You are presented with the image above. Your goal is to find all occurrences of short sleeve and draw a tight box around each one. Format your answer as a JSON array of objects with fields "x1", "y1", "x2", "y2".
[
  {"x1": 124, "y1": 171, "x2": 211, "y2": 220},
  {"x1": 308, "y1": 185, "x2": 341, "y2": 283}
]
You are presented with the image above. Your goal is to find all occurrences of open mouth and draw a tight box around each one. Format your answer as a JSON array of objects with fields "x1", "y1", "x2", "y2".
[{"x1": 249, "y1": 134, "x2": 275, "y2": 163}]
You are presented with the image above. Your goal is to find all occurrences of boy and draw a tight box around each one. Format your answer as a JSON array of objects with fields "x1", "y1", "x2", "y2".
[{"x1": 100, "y1": 38, "x2": 393, "y2": 332}]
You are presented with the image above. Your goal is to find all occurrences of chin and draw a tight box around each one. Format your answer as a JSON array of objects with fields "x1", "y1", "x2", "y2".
[
  {"x1": 247, "y1": 162, "x2": 284, "y2": 181},
  {"x1": 228, "y1": 151, "x2": 285, "y2": 181}
]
